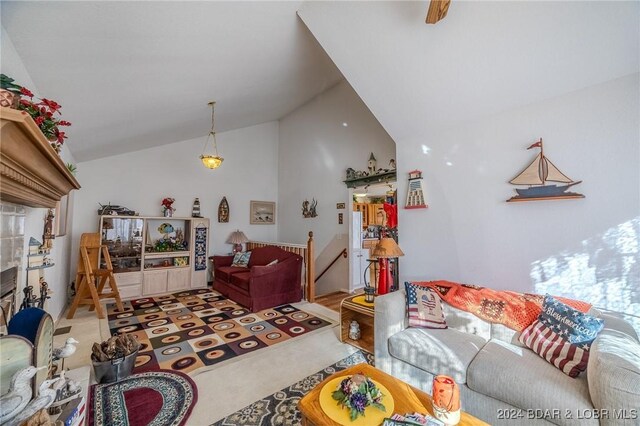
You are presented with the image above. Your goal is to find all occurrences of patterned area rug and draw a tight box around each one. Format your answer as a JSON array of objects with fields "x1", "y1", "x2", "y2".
[
  {"x1": 88, "y1": 370, "x2": 197, "y2": 426},
  {"x1": 212, "y1": 350, "x2": 374, "y2": 426},
  {"x1": 106, "y1": 288, "x2": 332, "y2": 374}
]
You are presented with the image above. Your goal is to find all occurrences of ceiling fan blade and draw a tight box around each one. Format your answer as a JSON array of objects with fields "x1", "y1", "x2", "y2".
[{"x1": 426, "y1": 0, "x2": 451, "y2": 24}]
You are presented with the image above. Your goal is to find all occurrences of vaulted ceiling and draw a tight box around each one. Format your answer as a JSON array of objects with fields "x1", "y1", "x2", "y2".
[{"x1": 1, "y1": 2, "x2": 343, "y2": 161}]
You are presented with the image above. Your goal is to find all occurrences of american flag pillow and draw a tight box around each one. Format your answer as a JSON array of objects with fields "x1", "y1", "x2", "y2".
[
  {"x1": 405, "y1": 282, "x2": 447, "y2": 329},
  {"x1": 519, "y1": 295, "x2": 604, "y2": 378}
]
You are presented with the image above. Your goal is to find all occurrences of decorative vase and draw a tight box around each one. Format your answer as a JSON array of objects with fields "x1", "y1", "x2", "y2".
[
  {"x1": 164, "y1": 209, "x2": 172, "y2": 217},
  {"x1": 0, "y1": 89, "x2": 20, "y2": 108},
  {"x1": 432, "y1": 375, "x2": 460, "y2": 425},
  {"x1": 348, "y1": 320, "x2": 361, "y2": 340}
]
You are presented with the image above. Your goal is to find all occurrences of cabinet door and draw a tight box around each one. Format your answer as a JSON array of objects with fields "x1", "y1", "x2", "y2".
[
  {"x1": 350, "y1": 248, "x2": 369, "y2": 289},
  {"x1": 167, "y1": 268, "x2": 190, "y2": 292},
  {"x1": 143, "y1": 270, "x2": 167, "y2": 295}
]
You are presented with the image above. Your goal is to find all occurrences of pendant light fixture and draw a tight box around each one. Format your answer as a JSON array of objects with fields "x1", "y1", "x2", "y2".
[{"x1": 200, "y1": 101, "x2": 224, "y2": 169}]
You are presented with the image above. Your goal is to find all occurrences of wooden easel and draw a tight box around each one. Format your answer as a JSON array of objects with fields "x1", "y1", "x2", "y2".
[{"x1": 67, "y1": 233, "x2": 124, "y2": 319}]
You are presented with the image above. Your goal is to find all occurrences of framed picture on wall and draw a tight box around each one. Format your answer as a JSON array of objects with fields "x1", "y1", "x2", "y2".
[{"x1": 250, "y1": 201, "x2": 276, "y2": 225}]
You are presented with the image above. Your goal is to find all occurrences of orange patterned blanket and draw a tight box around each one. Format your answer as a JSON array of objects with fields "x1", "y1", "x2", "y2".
[{"x1": 412, "y1": 280, "x2": 592, "y2": 332}]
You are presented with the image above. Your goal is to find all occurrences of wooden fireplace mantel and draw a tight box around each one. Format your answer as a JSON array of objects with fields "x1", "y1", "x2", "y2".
[{"x1": 0, "y1": 107, "x2": 80, "y2": 208}]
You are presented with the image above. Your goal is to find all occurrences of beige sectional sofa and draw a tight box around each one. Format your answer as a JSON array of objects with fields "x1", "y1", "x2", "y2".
[{"x1": 374, "y1": 290, "x2": 640, "y2": 425}]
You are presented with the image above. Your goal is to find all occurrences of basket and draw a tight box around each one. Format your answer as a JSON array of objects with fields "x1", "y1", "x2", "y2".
[{"x1": 92, "y1": 348, "x2": 138, "y2": 384}]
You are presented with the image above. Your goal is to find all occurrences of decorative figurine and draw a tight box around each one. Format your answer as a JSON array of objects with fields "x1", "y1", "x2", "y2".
[
  {"x1": 5, "y1": 378, "x2": 63, "y2": 426},
  {"x1": 368, "y1": 153, "x2": 377, "y2": 175},
  {"x1": 346, "y1": 167, "x2": 356, "y2": 180},
  {"x1": 161, "y1": 197, "x2": 175, "y2": 217},
  {"x1": 218, "y1": 197, "x2": 229, "y2": 223},
  {"x1": 389, "y1": 158, "x2": 396, "y2": 169},
  {"x1": 52, "y1": 337, "x2": 79, "y2": 371},
  {"x1": 302, "y1": 199, "x2": 318, "y2": 218},
  {"x1": 192, "y1": 198, "x2": 202, "y2": 217},
  {"x1": 42, "y1": 209, "x2": 55, "y2": 249},
  {"x1": 348, "y1": 321, "x2": 361, "y2": 340},
  {"x1": 0, "y1": 366, "x2": 44, "y2": 424}
]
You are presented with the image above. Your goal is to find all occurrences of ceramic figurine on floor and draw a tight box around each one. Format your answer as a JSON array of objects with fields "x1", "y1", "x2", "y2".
[
  {"x1": 52, "y1": 337, "x2": 79, "y2": 371},
  {"x1": 5, "y1": 378, "x2": 63, "y2": 426},
  {"x1": 348, "y1": 320, "x2": 361, "y2": 340},
  {"x1": 0, "y1": 366, "x2": 45, "y2": 424}
]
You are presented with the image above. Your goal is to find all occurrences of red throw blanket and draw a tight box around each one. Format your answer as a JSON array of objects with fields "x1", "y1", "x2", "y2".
[{"x1": 412, "y1": 280, "x2": 592, "y2": 332}]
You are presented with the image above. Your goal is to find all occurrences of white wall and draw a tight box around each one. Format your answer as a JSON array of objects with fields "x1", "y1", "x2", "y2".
[
  {"x1": 298, "y1": 2, "x2": 640, "y2": 323},
  {"x1": 71, "y1": 121, "x2": 280, "y2": 274},
  {"x1": 1, "y1": 27, "x2": 78, "y2": 321},
  {"x1": 278, "y1": 80, "x2": 395, "y2": 293}
]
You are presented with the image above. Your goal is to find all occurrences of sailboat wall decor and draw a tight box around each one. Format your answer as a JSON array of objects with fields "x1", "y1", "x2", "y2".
[{"x1": 507, "y1": 138, "x2": 584, "y2": 202}]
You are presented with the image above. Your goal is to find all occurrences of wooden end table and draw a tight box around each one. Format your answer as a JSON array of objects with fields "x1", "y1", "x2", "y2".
[
  {"x1": 298, "y1": 364, "x2": 488, "y2": 426},
  {"x1": 340, "y1": 295, "x2": 374, "y2": 353}
]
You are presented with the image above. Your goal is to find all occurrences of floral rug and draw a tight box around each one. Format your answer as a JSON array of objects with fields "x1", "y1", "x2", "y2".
[
  {"x1": 211, "y1": 350, "x2": 374, "y2": 426},
  {"x1": 105, "y1": 288, "x2": 332, "y2": 375},
  {"x1": 88, "y1": 370, "x2": 197, "y2": 426}
]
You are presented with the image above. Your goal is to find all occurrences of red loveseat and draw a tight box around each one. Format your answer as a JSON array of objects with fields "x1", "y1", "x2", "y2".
[{"x1": 211, "y1": 246, "x2": 303, "y2": 312}]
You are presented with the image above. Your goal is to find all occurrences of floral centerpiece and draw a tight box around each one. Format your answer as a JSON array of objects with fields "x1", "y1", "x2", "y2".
[
  {"x1": 331, "y1": 373, "x2": 386, "y2": 421},
  {"x1": 1, "y1": 74, "x2": 71, "y2": 153},
  {"x1": 162, "y1": 197, "x2": 175, "y2": 217}
]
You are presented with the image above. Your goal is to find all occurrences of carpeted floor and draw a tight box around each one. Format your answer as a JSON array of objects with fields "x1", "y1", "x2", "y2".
[
  {"x1": 211, "y1": 350, "x2": 374, "y2": 426},
  {"x1": 106, "y1": 288, "x2": 332, "y2": 374}
]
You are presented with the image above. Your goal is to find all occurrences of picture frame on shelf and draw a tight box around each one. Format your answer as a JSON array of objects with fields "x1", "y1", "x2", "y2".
[{"x1": 249, "y1": 201, "x2": 275, "y2": 225}]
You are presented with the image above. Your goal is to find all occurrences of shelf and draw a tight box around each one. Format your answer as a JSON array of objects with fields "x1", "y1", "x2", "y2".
[
  {"x1": 26, "y1": 264, "x2": 55, "y2": 271},
  {"x1": 0, "y1": 107, "x2": 81, "y2": 208},
  {"x1": 143, "y1": 265, "x2": 190, "y2": 271},
  {"x1": 343, "y1": 171, "x2": 396, "y2": 189},
  {"x1": 144, "y1": 251, "x2": 190, "y2": 259}
]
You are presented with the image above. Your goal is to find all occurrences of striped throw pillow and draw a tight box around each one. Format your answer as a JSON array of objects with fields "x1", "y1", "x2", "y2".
[
  {"x1": 519, "y1": 295, "x2": 604, "y2": 378},
  {"x1": 405, "y1": 282, "x2": 447, "y2": 329}
]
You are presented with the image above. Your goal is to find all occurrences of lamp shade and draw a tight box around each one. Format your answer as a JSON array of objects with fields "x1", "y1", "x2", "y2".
[
  {"x1": 371, "y1": 237, "x2": 404, "y2": 258},
  {"x1": 226, "y1": 230, "x2": 249, "y2": 245},
  {"x1": 201, "y1": 155, "x2": 224, "y2": 169}
]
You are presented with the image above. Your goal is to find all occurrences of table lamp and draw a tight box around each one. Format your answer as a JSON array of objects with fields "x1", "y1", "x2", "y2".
[
  {"x1": 227, "y1": 230, "x2": 249, "y2": 254},
  {"x1": 371, "y1": 237, "x2": 404, "y2": 295}
]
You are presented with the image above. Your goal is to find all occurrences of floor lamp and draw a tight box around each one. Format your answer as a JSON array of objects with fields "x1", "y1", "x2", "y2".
[{"x1": 371, "y1": 237, "x2": 404, "y2": 295}]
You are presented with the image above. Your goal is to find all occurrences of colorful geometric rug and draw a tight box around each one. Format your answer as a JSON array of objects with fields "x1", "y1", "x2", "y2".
[
  {"x1": 106, "y1": 288, "x2": 332, "y2": 374},
  {"x1": 88, "y1": 370, "x2": 197, "y2": 426},
  {"x1": 212, "y1": 350, "x2": 374, "y2": 426}
]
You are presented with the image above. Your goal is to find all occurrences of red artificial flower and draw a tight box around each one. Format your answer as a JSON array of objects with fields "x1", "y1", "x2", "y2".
[
  {"x1": 39, "y1": 98, "x2": 61, "y2": 113},
  {"x1": 34, "y1": 116, "x2": 45, "y2": 126},
  {"x1": 20, "y1": 87, "x2": 34, "y2": 97},
  {"x1": 20, "y1": 99, "x2": 32, "y2": 107},
  {"x1": 57, "y1": 120, "x2": 71, "y2": 126},
  {"x1": 56, "y1": 131, "x2": 67, "y2": 143}
]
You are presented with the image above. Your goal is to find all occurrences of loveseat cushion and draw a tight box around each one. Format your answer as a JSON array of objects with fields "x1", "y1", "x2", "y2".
[
  {"x1": 248, "y1": 246, "x2": 293, "y2": 267},
  {"x1": 230, "y1": 272, "x2": 251, "y2": 291},
  {"x1": 388, "y1": 327, "x2": 486, "y2": 384},
  {"x1": 467, "y1": 339, "x2": 596, "y2": 426},
  {"x1": 216, "y1": 266, "x2": 249, "y2": 282}
]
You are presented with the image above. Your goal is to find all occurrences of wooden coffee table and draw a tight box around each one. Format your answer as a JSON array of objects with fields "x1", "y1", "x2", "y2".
[{"x1": 298, "y1": 363, "x2": 488, "y2": 426}]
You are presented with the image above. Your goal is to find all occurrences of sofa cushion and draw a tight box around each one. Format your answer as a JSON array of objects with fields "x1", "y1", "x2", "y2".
[
  {"x1": 519, "y1": 295, "x2": 604, "y2": 378},
  {"x1": 467, "y1": 339, "x2": 596, "y2": 426},
  {"x1": 587, "y1": 329, "x2": 640, "y2": 421},
  {"x1": 388, "y1": 327, "x2": 486, "y2": 384},
  {"x1": 442, "y1": 303, "x2": 491, "y2": 340},
  {"x1": 216, "y1": 266, "x2": 249, "y2": 282},
  {"x1": 231, "y1": 251, "x2": 251, "y2": 267},
  {"x1": 405, "y1": 282, "x2": 447, "y2": 329},
  {"x1": 230, "y1": 272, "x2": 251, "y2": 291},
  {"x1": 248, "y1": 246, "x2": 293, "y2": 267}
]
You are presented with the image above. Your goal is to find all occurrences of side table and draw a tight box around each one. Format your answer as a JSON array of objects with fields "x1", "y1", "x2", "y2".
[{"x1": 340, "y1": 295, "x2": 374, "y2": 353}]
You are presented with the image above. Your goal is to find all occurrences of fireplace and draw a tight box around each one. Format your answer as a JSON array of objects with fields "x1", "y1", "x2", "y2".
[{"x1": 1, "y1": 266, "x2": 17, "y2": 327}]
